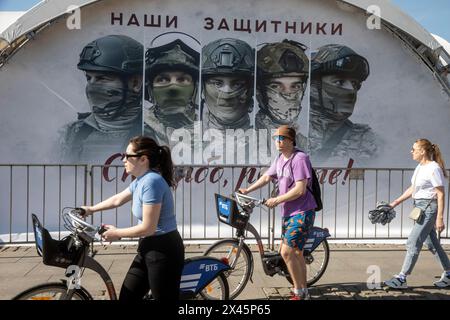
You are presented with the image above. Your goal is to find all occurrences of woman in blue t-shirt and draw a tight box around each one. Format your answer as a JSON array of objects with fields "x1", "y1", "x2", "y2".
[{"x1": 81, "y1": 136, "x2": 184, "y2": 300}]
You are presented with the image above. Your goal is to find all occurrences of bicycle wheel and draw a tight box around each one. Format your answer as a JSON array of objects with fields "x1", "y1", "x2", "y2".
[
  {"x1": 305, "y1": 239, "x2": 330, "y2": 285},
  {"x1": 286, "y1": 239, "x2": 330, "y2": 286},
  {"x1": 197, "y1": 272, "x2": 229, "y2": 300},
  {"x1": 203, "y1": 239, "x2": 252, "y2": 300},
  {"x1": 12, "y1": 282, "x2": 92, "y2": 300}
]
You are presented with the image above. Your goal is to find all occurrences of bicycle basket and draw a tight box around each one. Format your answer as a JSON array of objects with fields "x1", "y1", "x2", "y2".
[
  {"x1": 31, "y1": 214, "x2": 82, "y2": 268},
  {"x1": 214, "y1": 194, "x2": 249, "y2": 229}
]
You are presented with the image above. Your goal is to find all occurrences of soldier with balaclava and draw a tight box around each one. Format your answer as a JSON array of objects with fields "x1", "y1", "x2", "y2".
[
  {"x1": 60, "y1": 34, "x2": 143, "y2": 163},
  {"x1": 144, "y1": 39, "x2": 200, "y2": 146},
  {"x1": 256, "y1": 39, "x2": 310, "y2": 153},
  {"x1": 309, "y1": 44, "x2": 378, "y2": 163},
  {"x1": 201, "y1": 38, "x2": 255, "y2": 131}
]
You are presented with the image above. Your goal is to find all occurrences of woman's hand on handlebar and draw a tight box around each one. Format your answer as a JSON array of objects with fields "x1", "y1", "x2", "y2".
[
  {"x1": 102, "y1": 225, "x2": 121, "y2": 242},
  {"x1": 238, "y1": 188, "x2": 249, "y2": 195},
  {"x1": 80, "y1": 206, "x2": 94, "y2": 217}
]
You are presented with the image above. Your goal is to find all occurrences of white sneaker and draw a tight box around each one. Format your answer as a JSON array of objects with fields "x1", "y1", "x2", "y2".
[
  {"x1": 289, "y1": 288, "x2": 311, "y2": 300},
  {"x1": 433, "y1": 272, "x2": 450, "y2": 288},
  {"x1": 384, "y1": 275, "x2": 408, "y2": 289}
]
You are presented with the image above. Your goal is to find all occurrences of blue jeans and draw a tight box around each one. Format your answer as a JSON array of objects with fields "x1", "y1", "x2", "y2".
[{"x1": 401, "y1": 199, "x2": 450, "y2": 275}]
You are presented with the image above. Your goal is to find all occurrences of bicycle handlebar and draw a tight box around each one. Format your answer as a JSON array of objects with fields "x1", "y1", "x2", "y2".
[
  {"x1": 63, "y1": 208, "x2": 105, "y2": 237},
  {"x1": 234, "y1": 192, "x2": 266, "y2": 207}
]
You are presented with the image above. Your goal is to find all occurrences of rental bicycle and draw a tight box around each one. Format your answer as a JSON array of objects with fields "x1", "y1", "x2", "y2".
[
  {"x1": 13, "y1": 208, "x2": 230, "y2": 300},
  {"x1": 204, "y1": 192, "x2": 330, "y2": 300}
]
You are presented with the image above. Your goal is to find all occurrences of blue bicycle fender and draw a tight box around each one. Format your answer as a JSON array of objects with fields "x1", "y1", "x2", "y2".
[
  {"x1": 303, "y1": 227, "x2": 331, "y2": 253},
  {"x1": 180, "y1": 256, "x2": 230, "y2": 294}
]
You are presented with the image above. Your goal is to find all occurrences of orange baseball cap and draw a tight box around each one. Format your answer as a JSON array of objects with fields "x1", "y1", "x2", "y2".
[{"x1": 272, "y1": 125, "x2": 296, "y2": 141}]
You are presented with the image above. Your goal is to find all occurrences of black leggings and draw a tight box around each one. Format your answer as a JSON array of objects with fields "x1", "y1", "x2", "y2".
[{"x1": 119, "y1": 230, "x2": 185, "y2": 301}]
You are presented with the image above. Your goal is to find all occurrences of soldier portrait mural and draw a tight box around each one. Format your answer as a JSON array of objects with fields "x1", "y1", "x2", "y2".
[
  {"x1": 256, "y1": 39, "x2": 310, "y2": 152},
  {"x1": 308, "y1": 44, "x2": 379, "y2": 164},
  {"x1": 0, "y1": 0, "x2": 447, "y2": 170},
  {"x1": 59, "y1": 34, "x2": 143, "y2": 163},
  {"x1": 201, "y1": 38, "x2": 255, "y2": 131},
  {"x1": 144, "y1": 38, "x2": 200, "y2": 147}
]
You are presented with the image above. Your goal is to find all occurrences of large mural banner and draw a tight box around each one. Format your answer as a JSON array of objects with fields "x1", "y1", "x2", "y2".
[
  {"x1": 1, "y1": 0, "x2": 449, "y2": 240},
  {"x1": 1, "y1": 0, "x2": 449, "y2": 169}
]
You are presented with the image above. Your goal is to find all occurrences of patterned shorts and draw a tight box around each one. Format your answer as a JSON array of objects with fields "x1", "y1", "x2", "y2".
[{"x1": 281, "y1": 210, "x2": 315, "y2": 250}]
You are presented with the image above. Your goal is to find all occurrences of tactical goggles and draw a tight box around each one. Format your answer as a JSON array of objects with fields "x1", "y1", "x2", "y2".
[{"x1": 319, "y1": 55, "x2": 369, "y2": 82}]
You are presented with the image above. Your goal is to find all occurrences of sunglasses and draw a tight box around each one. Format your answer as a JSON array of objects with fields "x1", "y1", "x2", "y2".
[
  {"x1": 272, "y1": 135, "x2": 288, "y2": 142},
  {"x1": 121, "y1": 153, "x2": 143, "y2": 160}
]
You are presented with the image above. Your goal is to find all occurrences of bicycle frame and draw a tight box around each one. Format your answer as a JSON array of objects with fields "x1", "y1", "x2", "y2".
[
  {"x1": 32, "y1": 214, "x2": 118, "y2": 299},
  {"x1": 216, "y1": 193, "x2": 331, "y2": 278},
  {"x1": 31, "y1": 212, "x2": 230, "y2": 300}
]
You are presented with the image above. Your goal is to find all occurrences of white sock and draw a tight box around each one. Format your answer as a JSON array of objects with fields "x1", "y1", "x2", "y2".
[
  {"x1": 293, "y1": 288, "x2": 302, "y2": 295},
  {"x1": 398, "y1": 273, "x2": 407, "y2": 281}
]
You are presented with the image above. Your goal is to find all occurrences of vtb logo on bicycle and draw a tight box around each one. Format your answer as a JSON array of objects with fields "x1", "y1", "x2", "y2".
[
  {"x1": 200, "y1": 263, "x2": 219, "y2": 272},
  {"x1": 219, "y1": 201, "x2": 230, "y2": 212}
]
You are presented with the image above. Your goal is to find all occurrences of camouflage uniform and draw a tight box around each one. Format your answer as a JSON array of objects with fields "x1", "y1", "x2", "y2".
[
  {"x1": 308, "y1": 102, "x2": 379, "y2": 163},
  {"x1": 60, "y1": 35, "x2": 143, "y2": 163},
  {"x1": 308, "y1": 44, "x2": 379, "y2": 165},
  {"x1": 200, "y1": 38, "x2": 255, "y2": 164},
  {"x1": 60, "y1": 111, "x2": 141, "y2": 163}
]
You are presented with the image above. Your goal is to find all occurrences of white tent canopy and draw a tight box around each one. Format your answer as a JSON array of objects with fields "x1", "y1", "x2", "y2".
[
  {"x1": 0, "y1": 11, "x2": 26, "y2": 34},
  {"x1": 0, "y1": 0, "x2": 98, "y2": 45}
]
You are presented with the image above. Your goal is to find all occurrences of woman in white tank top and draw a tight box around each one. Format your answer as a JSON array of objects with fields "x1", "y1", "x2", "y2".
[{"x1": 384, "y1": 139, "x2": 450, "y2": 289}]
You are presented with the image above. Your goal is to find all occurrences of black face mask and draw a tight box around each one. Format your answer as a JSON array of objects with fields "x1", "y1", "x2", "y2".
[
  {"x1": 320, "y1": 82, "x2": 357, "y2": 121},
  {"x1": 86, "y1": 83, "x2": 127, "y2": 121}
]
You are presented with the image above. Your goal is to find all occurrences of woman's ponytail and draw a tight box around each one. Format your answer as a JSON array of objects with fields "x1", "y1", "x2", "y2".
[
  {"x1": 432, "y1": 144, "x2": 448, "y2": 178},
  {"x1": 158, "y1": 145, "x2": 176, "y2": 188}
]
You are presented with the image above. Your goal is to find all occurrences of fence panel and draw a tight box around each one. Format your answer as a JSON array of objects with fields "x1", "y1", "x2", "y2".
[{"x1": 1, "y1": 165, "x2": 448, "y2": 244}]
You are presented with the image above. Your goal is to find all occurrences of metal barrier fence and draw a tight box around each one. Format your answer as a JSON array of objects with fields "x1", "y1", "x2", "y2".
[
  {"x1": 0, "y1": 165, "x2": 88, "y2": 243},
  {"x1": 1, "y1": 164, "x2": 449, "y2": 245}
]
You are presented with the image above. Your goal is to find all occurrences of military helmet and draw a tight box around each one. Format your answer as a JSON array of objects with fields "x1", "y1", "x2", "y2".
[
  {"x1": 78, "y1": 35, "x2": 143, "y2": 75},
  {"x1": 146, "y1": 39, "x2": 200, "y2": 83},
  {"x1": 257, "y1": 40, "x2": 309, "y2": 79},
  {"x1": 311, "y1": 44, "x2": 370, "y2": 82},
  {"x1": 202, "y1": 38, "x2": 254, "y2": 76}
]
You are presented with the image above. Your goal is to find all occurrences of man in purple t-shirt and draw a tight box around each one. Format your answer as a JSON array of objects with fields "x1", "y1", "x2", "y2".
[{"x1": 239, "y1": 125, "x2": 316, "y2": 300}]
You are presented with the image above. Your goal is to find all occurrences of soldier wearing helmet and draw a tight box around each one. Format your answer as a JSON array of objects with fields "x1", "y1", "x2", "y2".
[
  {"x1": 144, "y1": 39, "x2": 200, "y2": 146},
  {"x1": 256, "y1": 39, "x2": 309, "y2": 152},
  {"x1": 308, "y1": 44, "x2": 379, "y2": 164},
  {"x1": 60, "y1": 34, "x2": 143, "y2": 163},
  {"x1": 201, "y1": 38, "x2": 255, "y2": 130}
]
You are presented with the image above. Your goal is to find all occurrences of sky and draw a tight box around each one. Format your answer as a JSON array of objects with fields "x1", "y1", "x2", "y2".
[
  {"x1": 391, "y1": 0, "x2": 450, "y2": 40},
  {"x1": 0, "y1": 0, "x2": 449, "y2": 40}
]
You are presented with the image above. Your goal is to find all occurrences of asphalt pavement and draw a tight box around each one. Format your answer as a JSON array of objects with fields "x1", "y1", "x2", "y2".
[{"x1": 1, "y1": 243, "x2": 449, "y2": 300}]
